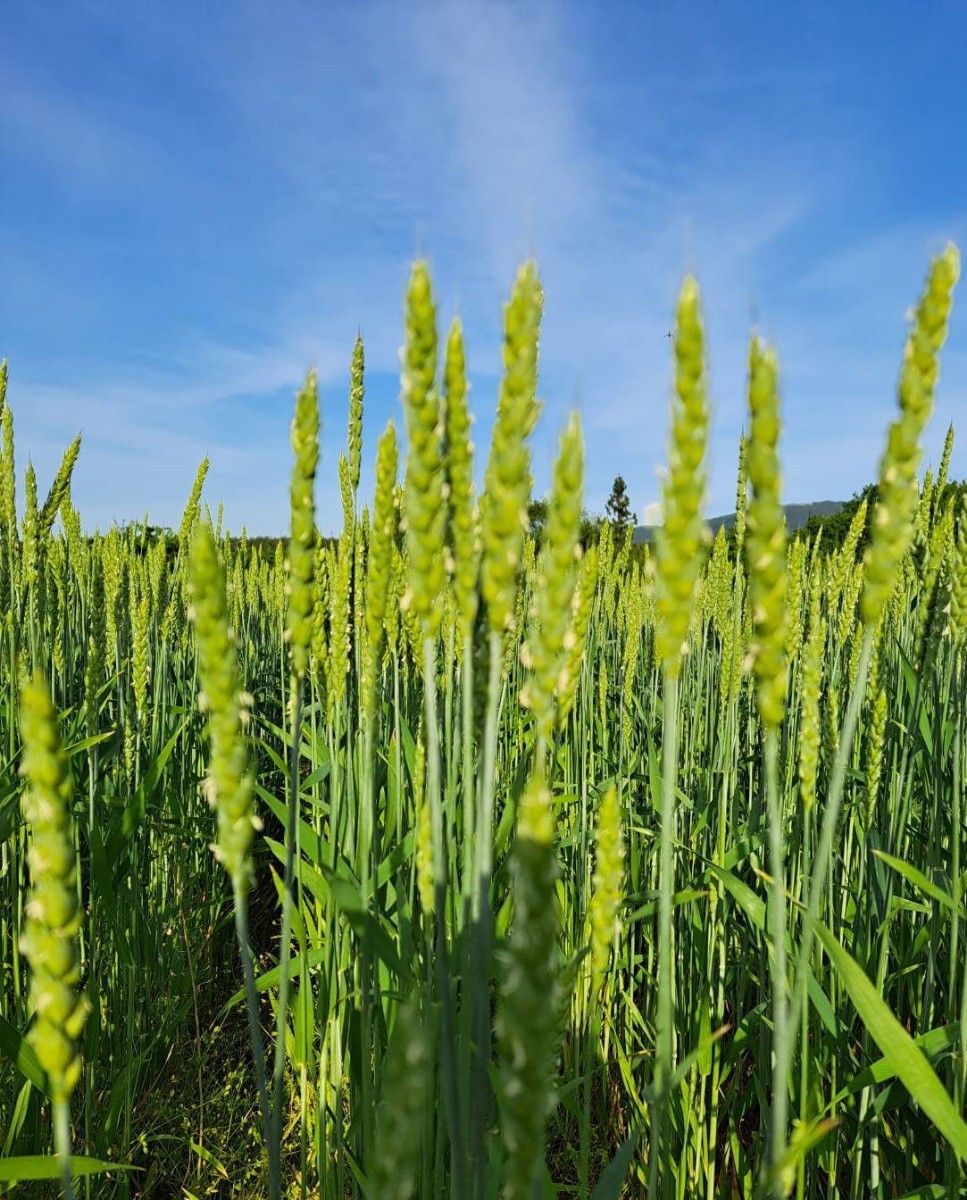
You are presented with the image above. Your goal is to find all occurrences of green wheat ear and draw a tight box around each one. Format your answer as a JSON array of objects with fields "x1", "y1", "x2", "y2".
[
  {"x1": 2, "y1": 402, "x2": 18, "y2": 548},
  {"x1": 402, "y1": 261, "x2": 446, "y2": 640},
  {"x1": 951, "y1": 500, "x2": 967, "y2": 643},
  {"x1": 745, "y1": 335, "x2": 788, "y2": 730},
  {"x1": 480, "y1": 261, "x2": 543, "y2": 640},
  {"x1": 40, "y1": 434, "x2": 82, "y2": 535},
  {"x1": 287, "y1": 370, "x2": 321, "y2": 680},
  {"x1": 589, "y1": 784, "x2": 624, "y2": 995},
  {"x1": 797, "y1": 575, "x2": 825, "y2": 813},
  {"x1": 558, "y1": 542, "x2": 599, "y2": 729},
  {"x1": 361, "y1": 421, "x2": 399, "y2": 722},
  {"x1": 189, "y1": 524, "x2": 256, "y2": 895},
  {"x1": 444, "y1": 316, "x2": 479, "y2": 641},
  {"x1": 178, "y1": 456, "x2": 210, "y2": 561},
  {"x1": 348, "y1": 333, "x2": 365, "y2": 497},
  {"x1": 19, "y1": 672, "x2": 89, "y2": 1105},
  {"x1": 655, "y1": 274, "x2": 710, "y2": 677},
  {"x1": 522, "y1": 411, "x2": 584, "y2": 749},
  {"x1": 862, "y1": 243, "x2": 960, "y2": 627}
]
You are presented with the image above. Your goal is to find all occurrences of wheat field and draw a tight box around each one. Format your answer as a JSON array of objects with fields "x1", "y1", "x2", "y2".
[{"x1": 2, "y1": 246, "x2": 967, "y2": 1199}]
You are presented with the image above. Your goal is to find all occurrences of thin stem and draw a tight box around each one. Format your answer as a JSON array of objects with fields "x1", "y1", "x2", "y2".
[
  {"x1": 53, "y1": 1097, "x2": 75, "y2": 1200},
  {"x1": 234, "y1": 885, "x2": 275, "y2": 1187},
  {"x1": 271, "y1": 676, "x2": 303, "y2": 1191},
  {"x1": 649, "y1": 666, "x2": 680, "y2": 1199},
  {"x1": 764, "y1": 726, "x2": 789, "y2": 1196},
  {"x1": 775, "y1": 630, "x2": 874, "y2": 1100}
]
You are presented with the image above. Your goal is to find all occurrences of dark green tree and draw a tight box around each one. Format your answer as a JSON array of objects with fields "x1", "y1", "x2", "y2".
[
  {"x1": 527, "y1": 498, "x2": 549, "y2": 541},
  {"x1": 605, "y1": 475, "x2": 635, "y2": 534}
]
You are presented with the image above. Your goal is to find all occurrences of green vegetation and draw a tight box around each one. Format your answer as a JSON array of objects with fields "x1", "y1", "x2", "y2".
[
  {"x1": 2, "y1": 246, "x2": 967, "y2": 1199},
  {"x1": 605, "y1": 476, "x2": 636, "y2": 537}
]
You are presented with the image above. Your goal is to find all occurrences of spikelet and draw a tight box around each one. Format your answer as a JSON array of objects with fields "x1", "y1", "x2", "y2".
[
  {"x1": 885, "y1": 562, "x2": 909, "y2": 631},
  {"x1": 655, "y1": 276, "x2": 710, "y2": 677},
  {"x1": 558, "y1": 544, "x2": 599, "y2": 728},
  {"x1": 369, "y1": 996, "x2": 429, "y2": 1200},
  {"x1": 444, "y1": 318, "x2": 479, "y2": 640},
  {"x1": 1, "y1": 404, "x2": 17, "y2": 552},
  {"x1": 847, "y1": 612, "x2": 865, "y2": 691},
  {"x1": 705, "y1": 526, "x2": 728, "y2": 632},
  {"x1": 361, "y1": 423, "x2": 399, "y2": 720},
  {"x1": 189, "y1": 525, "x2": 256, "y2": 895},
  {"x1": 401, "y1": 262, "x2": 445, "y2": 641},
  {"x1": 337, "y1": 453, "x2": 354, "y2": 541},
  {"x1": 597, "y1": 647, "x2": 608, "y2": 735},
  {"x1": 23, "y1": 463, "x2": 39, "y2": 596},
  {"x1": 348, "y1": 334, "x2": 364, "y2": 497},
  {"x1": 19, "y1": 673, "x2": 90, "y2": 1104},
  {"x1": 917, "y1": 469, "x2": 935, "y2": 543},
  {"x1": 440, "y1": 583, "x2": 456, "y2": 658},
  {"x1": 620, "y1": 581, "x2": 643, "y2": 745},
  {"x1": 598, "y1": 523, "x2": 614, "y2": 601},
  {"x1": 229, "y1": 550, "x2": 244, "y2": 635},
  {"x1": 862, "y1": 245, "x2": 960, "y2": 626},
  {"x1": 272, "y1": 540, "x2": 286, "y2": 624},
  {"x1": 498, "y1": 768, "x2": 559, "y2": 1200},
  {"x1": 62, "y1": 500, "x2": 86, "y2": 590},
  {"x1": 521, "y1": 414, "x2": 584, "y2": 746},
  {"x1": 589, "y1": 784, "x2": 624, "y2": 995},
  {"x1": 49, "y1": 544, "x2": 68, "y2": 678},
  {"x1": 178, "y1": 457, "x2": 210, "y2": 560},
  {"x1": 286, "y1": 372, "x2": 320, "y2": 680},
  {"x1": 734, "y1": 433, "x2": 749, "y2": 558},
  {"x1": 829, "y1": 501, "x2": 869, "y2": 618},
  {"x1": 311, "y1": 543, "x2": 329, "y2": 680},
  {"x1": 798, "y1": 586, "x2": 825, "y2": 812},
  {"x1": 950, "y1": 502, "x2": 967, "y2": 643},
  {"x1": 745, "y1": 337, "x2": 788, "y2": 730},
  {"x1": 835, "y1": 560, "x2": 863, "y2": 654},
  {"x1": 718, "y1": 602, "x2": 738, "y2": 711},
  {"x1": 84, "y1": 564, "x2": 105, "y2": 739},
  {"x1": 132, "y1": 590, "x2": 150, "y2": 721},
  {"x1": 326, "y1": 533, "x2": 352, "y2": 720},
  {"x1": 480, "y1": 263, "x2": 543, "y2": 639},
  {"x1": 823, "y1": 683, "x2": 840, "y2": 767},
  {"x1": 149, "y1": 534, "x2": 168, "y2": 614},
  {"x1": 246, "y1": 545, "x2": 261, "y2": 617},
  {"x1": 39, "y1": 435, "x2": 82, "y2": 535},
  {"x1": 864, "y1": 687, "x2": 888, "y2": 827},
  {"x1": 355, "y1": 507, "x2": 368, "y2": 643},
  {"x1": 915, "y1": 503, "x2": 954, "y2": 671},
  {"x1": 785, "y1": 538, "x2": 807, "y2": 661},
  {"x1": 937, "y1": 422, "x2": 955, "y2": 495}
]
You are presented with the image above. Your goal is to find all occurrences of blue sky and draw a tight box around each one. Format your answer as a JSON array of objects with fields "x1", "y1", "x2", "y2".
[{"x1": 2, "y1": 2, "x2": 966, "y2": 533}]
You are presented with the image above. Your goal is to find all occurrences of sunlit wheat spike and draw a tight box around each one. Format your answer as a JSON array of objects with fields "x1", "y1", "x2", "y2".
[
  {"x1": 862, "y1": 244, "x2": 960, "y2": 626},
  {"x1": 655, "y1": 274, "x2": 710, "y2": 677},
  {"x1": 19, "y1": 672, "x2": 89, "y2": 1105}
]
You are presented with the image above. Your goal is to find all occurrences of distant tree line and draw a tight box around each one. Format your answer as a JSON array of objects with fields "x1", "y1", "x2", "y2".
[
  {"x1": 117, "y1": 474, "x2": 963, "y2": 563},
  {"x1": 741, "y1": 477, "x2": 966, "y2": 556}
]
